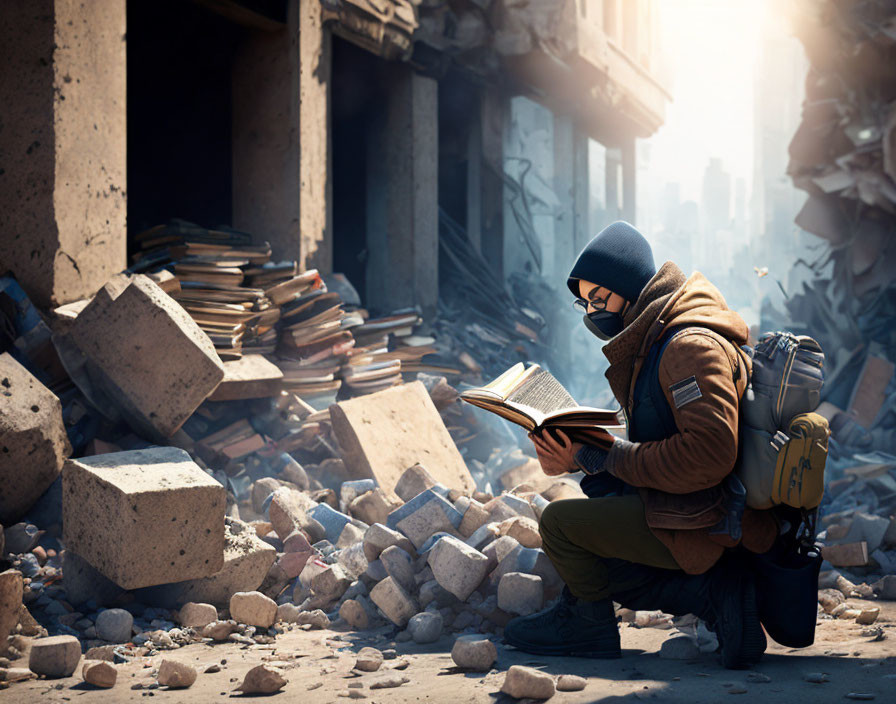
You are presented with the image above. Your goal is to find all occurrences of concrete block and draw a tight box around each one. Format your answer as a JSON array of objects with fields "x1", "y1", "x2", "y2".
[
  {"x1": 340, "y1": 479, "x2": 378, "y2": 512},
  {"x1": 408, "y1": 611, "x2": 442, "y2": 643},
  {"x1": 82, "y1": 660, "x2": 117, "y2": 688},
  {"x1": 308, "y1": 503, "x2": 352, "y2": 544},
  {"x1": 207, "y1": 355, "x2": 283, "y2": 401},
  {"x1": 363, "y1": 523, "x2": 415, "y2": 562},
  {"x1": 336, "y1": 522, "x2": 366, "y2": 548},
  {"x1": 387, "y1": 489, "x2": 464, "y2": 549},
  {"x1": 66, "y1": 275, "x2": 225, "y2": 439},
  {"x1": 178, "y1": 603, "x2": 217, "y2": 628},
  {"x1": 0, "y1": 353, "x2": 71, "y2": 524},
  {"x1": 230, "y1": 591, "x2": 278, "y2": 628},
  {"x1": 340, "y1": 599, "x2": 371, "y2": 630},
  {"x1": 329, "y1": 382, "x2": 475, "y2": 498},
  {"x1": 497, "y1": 516, "x2": 542, "y2": 549},
  {"x1": 451, "y1": 635, "x2": 497, "y2": 671},
  {"x1": 252, "y1": 478, "x2": 283, "y2": 515},
  {"x1": 482, "y1": 536, "x2": 520, "y2": 574},
  {"x1": 466, "y1": 523, "x2": 499, "y2": 553},
  {"x1": 501, "y1": 665, "x2": 555, "y2": 700},
  {"x1": 311, "y1": 564, "x2": 351, "y2": 600},
  {"x1": 380, "y1": 546, "x2": 416, "y2": 594},
  {"x1": 395, "y1": 463, "x2": 438, "y2": 502},
  {"x1": 0, "y1": 569, "x2": 23, "y2": 657},
  {"x1": 497, "y1": 572, "x2": 543, "y2": 616},
  {"x1": 267, "y1": 487, "x2": 322, "y2": 542},
  {"x1": 137, "y1": 517, "x2": 276, "y2": 607},
  {"x1": 427, "y1": 536, "x2": 489, "y2": 601},
  {"x1": 369, "y1": 576, "x2": 418, "y2": 627},
  {"x1": 822, "y1": 541, "x2": 869, "y2": 567},
  {"x1": 459, "y1": 499, "x2": 490, "y2": 538},
  {"x1": 839, "y1": 513, "x2": 891, "y2": 554},
  {"x1": 350, "y1": 489, "x2": 399, "y2": 527},
  {"x1": 62, "y1": 447, "x2": 225, "y2": 589},
  {"x1": 28, "y1": 635, "x2": 81, "y2": 678},
  {"x1": 335, "y1": 543, "x2": 369, "y2": 580}
]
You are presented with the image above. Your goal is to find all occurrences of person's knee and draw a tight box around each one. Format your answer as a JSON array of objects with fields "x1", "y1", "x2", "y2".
[{"x1": 539, "y1": 499, "x2": 576, "y2": 540}]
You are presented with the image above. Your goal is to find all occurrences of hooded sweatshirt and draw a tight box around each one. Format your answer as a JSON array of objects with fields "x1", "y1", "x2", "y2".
[{"x1": 600, "y1": 262, "x2": 777, "y2": 574}]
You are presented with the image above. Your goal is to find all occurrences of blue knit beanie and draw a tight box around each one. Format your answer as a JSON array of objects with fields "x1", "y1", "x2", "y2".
[{"x1": 566, "y1": 221, "x2": 656, "y2": 303}]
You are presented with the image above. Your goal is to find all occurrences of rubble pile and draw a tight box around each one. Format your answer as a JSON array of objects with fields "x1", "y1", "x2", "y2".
[
  {"x1": 784, "y1": 0, "x2": 896, "y2": 455},
  {"x1": 781, "y1": 0, "x2": 896, "y2": 608}
]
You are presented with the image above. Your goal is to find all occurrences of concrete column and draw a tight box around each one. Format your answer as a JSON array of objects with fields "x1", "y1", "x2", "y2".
[
  {"x1": 0, "y1": 0, "x2": 127, "y2": 308},
  {"x1": 232, "y1": 0, "x2": 332, "y2": 271},
  {"x1": 366, "y1": 64, "x2": 438, "y2": 319},
  {"x1": 552, "y1": 114, "x2": 575, "y2": 281},
  {"x1": 605, "y1": 146, "x2": 623, "y2": 223},
  {"x1": 572, "y1": 129, "x2": 591, "y2": 252},
  {"x1": 479, "y1": 91, "x2": 506, "y2": 280},
  {"x1": 621, "y1": 135, "x2": 637, "y2": 225}
]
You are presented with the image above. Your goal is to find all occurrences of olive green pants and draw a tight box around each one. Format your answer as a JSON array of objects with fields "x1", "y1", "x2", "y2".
[{"x1": 539, "y1": 494, "x2": 681, "y2": 602}]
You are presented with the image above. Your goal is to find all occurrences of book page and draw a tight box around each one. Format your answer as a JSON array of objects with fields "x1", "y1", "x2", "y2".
[{"x1": 505, "y1": 368, "x2": 577, "y2": 425}]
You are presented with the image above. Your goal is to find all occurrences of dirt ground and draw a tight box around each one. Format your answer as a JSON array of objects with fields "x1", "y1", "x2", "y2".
[{"x1": 5, "y1": 599, "x2": 896, "y2": 703}]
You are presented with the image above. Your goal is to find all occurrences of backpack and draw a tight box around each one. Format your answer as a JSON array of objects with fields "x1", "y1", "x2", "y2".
[
  {"x1": 641, "y1": 328, "x2": 829, "y2": 536},
  {"x1": 736, "y1": 332, "x2": 829, "y2": 514}
]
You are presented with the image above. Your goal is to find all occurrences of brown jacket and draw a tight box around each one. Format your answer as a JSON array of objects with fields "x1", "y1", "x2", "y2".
[{"x1": 602, "y1": 262, "x2": 777, "y2": 574}]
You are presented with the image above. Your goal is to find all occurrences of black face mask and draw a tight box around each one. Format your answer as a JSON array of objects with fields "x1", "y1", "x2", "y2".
[{"x1": 583, "y1": 311, "x2": 625, "y2": 341}]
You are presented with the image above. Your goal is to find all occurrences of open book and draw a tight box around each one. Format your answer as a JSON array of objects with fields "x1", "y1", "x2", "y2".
[{"x1": 460, "y1": 363, "x2": 622, "y2": 448}]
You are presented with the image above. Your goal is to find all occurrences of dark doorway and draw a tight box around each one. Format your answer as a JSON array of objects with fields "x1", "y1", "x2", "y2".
[
  {"x1": 331, "y1": 36, "x2": 388, "y2": 300},
  {"x1": 126, "y1": 0, "x2": 246, "y2": 254}
]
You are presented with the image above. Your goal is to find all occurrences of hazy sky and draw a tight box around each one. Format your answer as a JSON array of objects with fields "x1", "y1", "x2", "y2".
[{"x1": 645, "y1": 0, "x2": 779, "y2": 204}]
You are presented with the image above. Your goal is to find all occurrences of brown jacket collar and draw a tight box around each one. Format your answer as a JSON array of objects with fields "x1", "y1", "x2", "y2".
[
  {"x1": 603, "y1": 262, "x2": 686, "y2": 405},
  {"x1": 602, "y1": 262, "x2": 749, "y2": 408}
]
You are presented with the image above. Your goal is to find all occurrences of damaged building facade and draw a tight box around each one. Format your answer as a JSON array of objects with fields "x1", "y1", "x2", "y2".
[{"x1": 0, "y1": 0, "x2": 668, "y2": 319}]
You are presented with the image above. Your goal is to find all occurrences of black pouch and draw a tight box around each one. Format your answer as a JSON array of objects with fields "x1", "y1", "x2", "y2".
[{"x1": 750, "y1": 540, "x2": 822, "y2": 648}]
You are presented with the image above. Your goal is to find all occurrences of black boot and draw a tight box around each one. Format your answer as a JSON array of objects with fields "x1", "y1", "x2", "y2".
[
  {"x1": 610, "y1": 558, "x2": 766, "y2": 669},
  {"x1": 503, "y1": 587, "x2": 621, "y2": 658}
]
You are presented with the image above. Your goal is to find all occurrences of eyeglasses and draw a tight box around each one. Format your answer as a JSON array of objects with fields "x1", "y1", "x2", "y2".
[{"x1": 572, "y1": 291, "x2": 612, "y2": 314}]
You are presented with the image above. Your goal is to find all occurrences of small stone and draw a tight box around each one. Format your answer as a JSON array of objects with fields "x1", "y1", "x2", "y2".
[
  {"x1": 28, "y1": 635, "x2": 81, "y2": 678},
  {"x1": 557, "y1": 674, "x2": 587, "y2": 692},
  {"x1": 355, "y1": 647, "x2": 384, "y2": 672},
  {"x1": 659, "y1": 635, "x2": 700, "y2": 660},
  {"x1": 157, "y1": 660, "x2": 197, "y2": 688},
  {"x1": 237, "y1": 664, "x2": 287, "y2": 693},
  {"x1": 204, "y1": 664, "x2": 221, "y2": 673},
  {"x1": 804, "y1": 672, "x2": 829, "y2": 683},
  {"x1": 0, "y1": 667, "x2": 35, "y2": 682},
  {"x1": 295, "y1": 609, "x2": 330, "y2": 629},
  {"x1": 340, "y1": 600, "x2": 370, "y2": 630},
  {"x1": 845, "y1": 695, "x2": 875, "y2": 701},
  {"x1": 82, "y1": 660, "x2": 117, "y2": 688},
  {"x1": 501, "y1": 665, "x2": 556, "y2": 699},
  {"x1": 746, "y1": 673, "x2": 771, "y2": 683},
  {"x1": 202, "y1": 620, "x2": 236, "y2": 641},
  {"x1": 856, "y1": 608, "x2": 880, "y2": 625},
  {"x1": 178, "y1": 602, "x2": 217, "y2": 628},
  {"x1": 408, "y1": 611, "x2": 443, "y2": 644},
  {"x1": 369, "y1": 674, "x2": 409, "y2": 689},
  {"x1": 450, "y1": 635, "x2": 497, "y2": 671},
  {"x1": 229, "y1": 591, "x2": 277, "y2": 628},
  {"x1": 96, "y1": 608, "x2": 133, "y2": 643}
]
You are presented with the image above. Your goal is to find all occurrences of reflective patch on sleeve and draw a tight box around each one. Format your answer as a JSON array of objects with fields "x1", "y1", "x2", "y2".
[{"x1": 669, "y1": 376, "x2": 702, "y2": 408}]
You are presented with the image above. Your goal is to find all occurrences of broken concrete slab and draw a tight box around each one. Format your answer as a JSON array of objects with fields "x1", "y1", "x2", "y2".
[
  {"x1": 62, "y1": 447, "x2": 225, "y2": 589},
  {"x1": 0, "y1": 569, "x2": 23, "y2": 657},
  {"x1": 64, "y1": 274, "x2": 225, "y2": 439},
  {"x1": 207, "y1": 354, "x2": 283, "y2": 401},
  {"x1": 387, "y1": 489, "x2": 464, "y2": 549},
  {"x1": 394, "y1": 463, "x2": 438, "y2": 503},
  {"x1": 350, "y1": 488, "x2": 399, "y2": 526},
  {"x1": 822, "y1": 541, "x2": 870, "y2": 567},
  {"x1": 427, "y1": 536, "x2": 489, "y2": 601},
  {"x1": 363, "y1": 523, "x2": 416, "y2": 563},
  {"x1": 329, "y1": 381, "x2": 475, "y2": 498},
  {"x1": 369, "y1": 576, "x2": 418, "y2": 627},
  {"x1": 0, "y1": 353, "x2": 71, "y2": 524},
  {"x1": 137, "y1": 517, "x2": 276, "y2": 607}
]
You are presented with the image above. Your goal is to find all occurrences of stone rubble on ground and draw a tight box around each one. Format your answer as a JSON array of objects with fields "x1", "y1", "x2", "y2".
[{"x1": 157, "y1": 659, "x2": 197, "y2": 688}]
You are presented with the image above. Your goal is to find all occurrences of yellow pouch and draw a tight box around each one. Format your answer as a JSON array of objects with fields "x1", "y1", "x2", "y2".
[{"x1": 771, "y1": 412, "x2": 829, "y2": 509}]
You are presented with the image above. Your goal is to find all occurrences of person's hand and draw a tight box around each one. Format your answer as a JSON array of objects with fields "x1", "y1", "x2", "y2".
[{"x1": 529, "y1": 429, "x2": 582, "y2": 476}]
